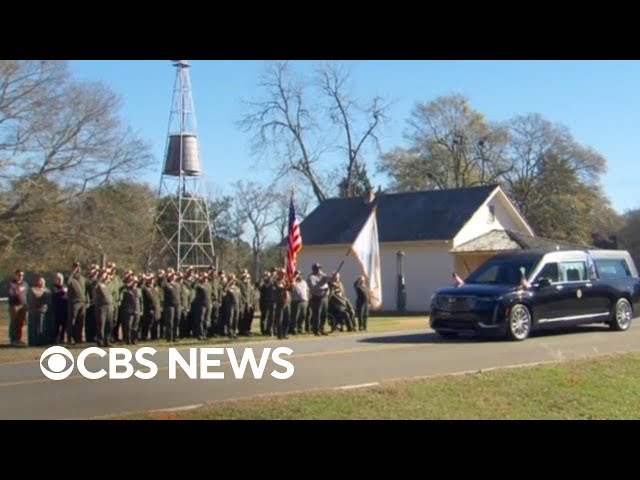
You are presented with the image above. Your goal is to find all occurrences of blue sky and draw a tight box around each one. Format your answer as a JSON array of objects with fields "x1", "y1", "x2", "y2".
[{"x1": 69, "y1": 60, "x2": 640, "y2": 214}]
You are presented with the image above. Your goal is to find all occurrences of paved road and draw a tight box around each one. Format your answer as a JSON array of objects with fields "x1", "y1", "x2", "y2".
[{"x1": 1, "y1": 323, "x2": 640, "y2": 419}]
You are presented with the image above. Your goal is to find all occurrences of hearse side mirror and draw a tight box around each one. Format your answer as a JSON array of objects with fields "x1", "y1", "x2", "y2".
[{"x1": 536, "y1": 277, "x2": 552, "y2": 288}]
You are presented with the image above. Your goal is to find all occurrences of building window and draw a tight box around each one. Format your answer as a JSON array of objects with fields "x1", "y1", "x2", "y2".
[{"x1": 488, "y1": 205, "x2": 495, "y2": 223}]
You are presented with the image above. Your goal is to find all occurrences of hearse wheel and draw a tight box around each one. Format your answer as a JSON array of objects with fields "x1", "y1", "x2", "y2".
[
  {"x1": 506, "y1": 304, "x2": 531, "y2": 341},
  {"x1": 610, "y1": 298, "x2": 633, "y2": 332}
]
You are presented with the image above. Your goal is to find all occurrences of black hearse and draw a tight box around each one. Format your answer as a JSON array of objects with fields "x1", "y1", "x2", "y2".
[{"x1": 430, "y1": 249, "x2": 640, "y2": 341}]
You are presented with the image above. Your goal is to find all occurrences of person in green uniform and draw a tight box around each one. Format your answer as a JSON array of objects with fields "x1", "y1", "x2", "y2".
[
  {"x1": 66, "y1": 261, "x2": 88, "y2": 344},
  {"x1": 221, "y1": 274, "x2": 240, "y2": 339},
  {"x1": 354, "y1": 275, "x2": 370, "y2": 332},
  {"x1": 207, "y1": 265, "x2": 220, "y2": 338},
  {"x1": 273, "y1": 268, "x2": 292, "y2": 339},
  {"x1": 192, "y1": 272, "x2": 212, "y2": 340},
  {"x1": 163, "y1": 272, "x2": 181, "y2": 342},
  {"x1": 93, "y1": 269, "x2": 114, "y2": 348}
]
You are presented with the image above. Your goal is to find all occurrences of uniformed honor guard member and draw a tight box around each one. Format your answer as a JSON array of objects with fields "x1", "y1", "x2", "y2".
[
  {"x1": 163, "y1": 271, "x2": 181, "y2": 342},
  {"x1": 238, "y1": 269, "x2": 255, "y2": 336},
  {"x1": 85, "y1": 264, "x2": 99, "y2": 343},
  {"x1": 291, "y1": 270, "x2": 309, "y2": 334},
  {"x1": 67, "y1": 261, "x2": 88, "y2": 344},
  {"x1": 354, "y1": 275, "x2": 371, "y2": 332},
  {"x1": 94, "y1": 269, "x2": 114, "y2": 348},
  {"x1": 221, "y1": 274, "x2": 240, "y2": 339},
  {"x1": 308, "y1": 263, "x2": 330, "y2": 336},
  {"x1": 141, "y1": 274, "x2": 162, "y2": 341},
  {"x1": 207, "y1": 265, "x2": 220, "y2": 337},
  {"x1": 263, "y1": 269, "x2": 278, "y2": 336},
  {"x1": 274, "y1": 268, "x2": 292, "y2": 339},
  {"x1": 192, "y1": 272, "x2": 212, "y2": 340},
  {"x1": 120, "y1": 275, "x2": 142, "y2": 345},
  {"x1": 257, "y1": 271, "x2": 272, "y2": 335},
  {"x1": 108, "y1": 262, "x2": 123, "y2": 343}
]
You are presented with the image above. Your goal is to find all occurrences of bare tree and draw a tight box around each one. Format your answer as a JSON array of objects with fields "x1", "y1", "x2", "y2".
[
  {"x1": 239, "y1": 61, "x2": 327, "y2": 203},
  {"x1": 318, "y1": 62, "x2": 389, "y2": 197},
  {"x1": 0, "y1": 60, "x2": 153, "y2": 223},
  {"x1": 239, "y1": 61, "x2": 391, "y2": 204},
  {"x1": 233, "y1": 180, "x2": 281, "y2": 278}
]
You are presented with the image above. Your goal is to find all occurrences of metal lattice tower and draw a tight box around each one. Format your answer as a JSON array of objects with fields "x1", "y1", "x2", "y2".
[{"x1": 147, "y1": 60, "x2": 215, "y2": 272}]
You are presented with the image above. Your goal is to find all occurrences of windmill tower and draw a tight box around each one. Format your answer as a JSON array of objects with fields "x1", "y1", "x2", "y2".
[{"x1": 147, "y1": 60, "x2": 215, "y2": 272}]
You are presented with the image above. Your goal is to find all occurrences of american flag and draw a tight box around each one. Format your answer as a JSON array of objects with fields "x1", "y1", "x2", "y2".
[{"x1": 286, "y1": 194, "x2": 302, "y2": 283}]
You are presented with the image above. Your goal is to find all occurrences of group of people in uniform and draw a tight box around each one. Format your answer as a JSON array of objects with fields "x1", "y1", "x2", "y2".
[{"x1": 5, "y1": 260, "x2": 372, "y2": 348}]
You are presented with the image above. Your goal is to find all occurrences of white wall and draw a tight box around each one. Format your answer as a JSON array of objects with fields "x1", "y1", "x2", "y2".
[
  {"x1": 453, "y1": 188, "x2": 532, "y2": 247},
  {"x1": 298, "y1": 241, "x2": 454, "y2": 313}
]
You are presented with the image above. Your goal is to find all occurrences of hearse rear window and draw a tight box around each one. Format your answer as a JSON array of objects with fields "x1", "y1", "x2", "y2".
[{"x1": 596, "y1": 258, "x2": 632, "y2": 279}]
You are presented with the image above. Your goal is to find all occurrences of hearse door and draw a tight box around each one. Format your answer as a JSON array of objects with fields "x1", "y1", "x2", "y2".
[
  {"x1": 556, "y1": 260, "x2": 593, "y2": 321},
  {"x1": 531, "y1": 262, "x2": 571, "y2": 323},
  {"x1": 580, "y1": 278, "x2": 613, "y2": 321}
]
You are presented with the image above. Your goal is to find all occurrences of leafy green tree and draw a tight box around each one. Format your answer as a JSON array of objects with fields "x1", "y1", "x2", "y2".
[{"x1": 378, "y1": 94, "x2": 510, "y2": 191}]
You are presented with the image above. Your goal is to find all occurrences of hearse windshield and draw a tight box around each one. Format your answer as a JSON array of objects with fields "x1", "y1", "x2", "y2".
[{"x1": 465, "y1": 258, "x2": 538, "y2": 286}]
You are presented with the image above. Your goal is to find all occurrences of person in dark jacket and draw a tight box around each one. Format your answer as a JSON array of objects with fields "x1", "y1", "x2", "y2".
[
  {"x1": 51, "y1": 273, "x2": 69, "y2": 344},
  {"x1": 7, "y1": 269, "x2": 28, "y2": 346}
]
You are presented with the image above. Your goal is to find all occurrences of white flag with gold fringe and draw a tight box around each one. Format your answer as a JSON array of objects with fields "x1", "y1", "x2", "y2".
[{"x1": 351, "y1": 207, "x2": 382, "y2": 310}]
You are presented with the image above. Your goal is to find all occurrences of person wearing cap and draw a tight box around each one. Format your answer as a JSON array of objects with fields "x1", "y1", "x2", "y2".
[
  {"x1": 93, "y1": 269, "x2": 114, "y2": 347},
  {"x1": 207, "y1": 267, "x2": 220, "y2": 337},
  {"x1": 260, "y1": 270, "x2": 278, "y2": 336},
  {"x1": 273, "y1": 268, "x2": 292, "y2": 339},
  {"x1": 291, "y1": 270, "x2": 309, "y2": 334},
  {"x1": 221, "y1": 274, "x2": 241, "y2": 338},
  {"x1": 328, "y1": 275, "x2": 356, "y2": 333},
  {"x1": 176, "y1": 272, "x2": 192, "y2": 338},
  {"x1": 108, "y1": 263, "x2": 124, "y2": 343},
  {"x1": 51, "y1": 273, "x2": 69, "y2": 344},
  {"x1": 141, "y1": 274, "x2": 162, "y2": 341},
  {"x1": 162, "y1": 272, "x2": 182, "y2": 342},
  {"x1": 85, "y1": 265, "x2": 100, "y2": 343},
  {"x1": 238, "y1": 269, "x2": 255, "y2": 336},
  {"x1": 120, "y1": 276, "x2": 142, "y2": 345},
  {"x1": 66, "y1": 261, "x2": 88, "y2": 345},
  {"x1": 185, "y1": 267, "x2": 198, "y2": 337},
  {"x1": 354, "y1": 275, "x2": 370, "y2": 332},
  {"x1": 307, "y1": 263, "x2": 330, "y2": 336},
  {"x1": 213, "y1": 270, "x2": 228, "y2": 336},
  {"x1": 192, "y1": 272, "x2": 212, "y2": 340},
  {"x1": 7, "y1": 269, "x2": 29, "y2": 346}
]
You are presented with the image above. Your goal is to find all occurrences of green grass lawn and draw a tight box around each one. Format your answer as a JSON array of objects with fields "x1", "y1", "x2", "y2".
[
  {"x1": 0, "y1": 307, "x2": 427, "y2": 364},
  {"x1": 120, "y1": 352, "x2": 640, "y2": 420}
]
